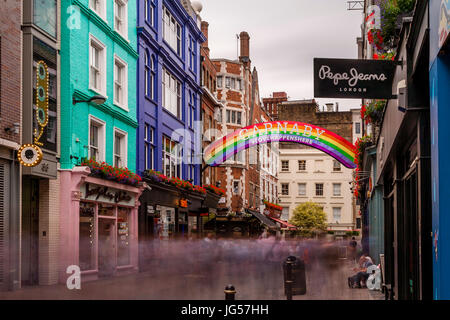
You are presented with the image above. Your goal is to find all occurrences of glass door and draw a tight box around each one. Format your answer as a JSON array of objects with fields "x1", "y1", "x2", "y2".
[{"x1": 98, "y1": 218, "x2": 116, "y2": 277}]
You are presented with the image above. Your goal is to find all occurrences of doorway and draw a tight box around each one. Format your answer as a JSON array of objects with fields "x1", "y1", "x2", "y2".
[
  {"x1": 21, "y1": 177, "x2": 39, "y2": 286},
  {"x1": 98, "y1": 218, "x2": 116, "y2": 277}
]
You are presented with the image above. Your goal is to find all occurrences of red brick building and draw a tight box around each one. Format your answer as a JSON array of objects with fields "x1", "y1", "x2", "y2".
[
  {"x1": 0, "y1": 0, "x2": 22, "y2": 291},
  {"x1": 200, "y1": 21, "x2": 223, "y2": 188},
  {"x1": 262, "y1": 92, "x2": 288, "y2": 120},
  {"x1": 211, "y1": 32, "x2": 279, "y2": 221}
]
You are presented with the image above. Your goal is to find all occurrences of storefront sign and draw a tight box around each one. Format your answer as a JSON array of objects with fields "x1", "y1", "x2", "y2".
[
  {"x1": 314, "y1": 58, "x2": 396, "y2": 99},
  {"x1": 81, "y1": 183, "x2": 135, "y2": 206},
  {"x1": 179, "y1": 199, "x2": 188, "y2": 208}
]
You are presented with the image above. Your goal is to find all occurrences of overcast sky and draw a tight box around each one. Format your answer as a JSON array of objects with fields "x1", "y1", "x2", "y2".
[{"x1": 200, "y1": 0, "x2": 364, "y2": 111}]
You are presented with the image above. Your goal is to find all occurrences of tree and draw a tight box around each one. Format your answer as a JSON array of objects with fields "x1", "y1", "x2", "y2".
[{"x1": 289, "y1": 202, "x2": 327, "y2": 237}]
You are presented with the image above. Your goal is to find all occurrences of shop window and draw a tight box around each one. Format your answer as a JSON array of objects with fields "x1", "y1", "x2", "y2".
[
  {"x1": 117, "y1": 207, "x2": 130, "y2": 266},
  {"x1": 79, "y1": 202, "x2": 96, "y2": 271},
  {"x1": 98, "y1": 203, "x2": 115, "y2": 217}
]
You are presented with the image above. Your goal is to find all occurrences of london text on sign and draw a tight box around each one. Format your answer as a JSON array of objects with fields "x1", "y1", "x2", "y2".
[{"x1": 314, "y1": 58, "x2": 396, "y2": 99}]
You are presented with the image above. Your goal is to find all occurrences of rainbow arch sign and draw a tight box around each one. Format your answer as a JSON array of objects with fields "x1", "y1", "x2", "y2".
[{"x1": 204, "y1": 121, "x2": 357, "y2": 169}]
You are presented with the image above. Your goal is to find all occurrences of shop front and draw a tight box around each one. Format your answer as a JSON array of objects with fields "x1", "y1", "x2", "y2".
[
  {"x1": 59, "y1": 167, "x2": 144, "y2": 283},
  {"x1": 137, "y1": 175, "x2": 209, "y2": 271}
]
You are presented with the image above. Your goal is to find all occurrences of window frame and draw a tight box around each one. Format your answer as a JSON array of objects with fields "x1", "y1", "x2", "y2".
[
  {"x1": 298, "y1": 160, "x2": 306, "y2": 171},
  {"x1": 90, "y1": 0, "x2": 107, "y2": 21},
  {"x1": 315, "y1": 183, "x2": 324, "y2": 196},
  {"x1": 88, "y1": 115, "x2": 106, "y2": 162},
  {"x1": 281, "y1": 160, "x2": 289, "y2": 172},
  {"x1": 113, "y1": 54, "x2": 128, "y2": 110},
  {"x1": 114, "y1": 0, "x2": 128, "y2": 41},
  {"x1": 281, "y1": 183, "x2": 289, "y2": 196},
  {"x1": 89, "y1": 34, "x2": 107, "y2": 97},
  {"x1": 298, "y1": 183, "x2": 306, "y2": 196},
  {"x1": 162, "y1": 6, "x2": 181, "y2": 56},
  {"x1": 113, "y1": 127, "x2": 128, "y2": 168},
  {"x1": 333, "y1": 183, "x2": 341, "y2": 196},
  {"x1": 162, "y1": 68, "x2": 182, "y2": 119},
  {"x1": 144, "y1": 124, "x2": 155, "y2": 170}
]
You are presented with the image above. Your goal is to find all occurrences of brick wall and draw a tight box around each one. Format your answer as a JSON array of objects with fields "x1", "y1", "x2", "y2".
[
  {"x1": 0, "y1": 0, "x2": 22, "y2": 144},
  {"x1": 39, "y1": 174, "x2": 60, "y2": 285}
]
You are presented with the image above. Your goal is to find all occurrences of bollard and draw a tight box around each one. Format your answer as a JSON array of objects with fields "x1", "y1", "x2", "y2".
[
  {"x1": 285, "y1": 256, "x2": 295, "y2": 300},
  {"x1": 224, "y1": 284, "x2": 236, "y2": 300}
]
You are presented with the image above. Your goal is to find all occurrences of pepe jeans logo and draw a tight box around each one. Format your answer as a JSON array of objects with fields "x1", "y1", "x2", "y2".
[{"x1": 318, "y1": 65, "x2": 388, "y2": 90}]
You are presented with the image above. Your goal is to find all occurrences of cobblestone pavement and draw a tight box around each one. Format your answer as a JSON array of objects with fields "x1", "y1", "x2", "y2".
[{"x1": 0, "y1": 259, "x2": 384, "y2": 300}]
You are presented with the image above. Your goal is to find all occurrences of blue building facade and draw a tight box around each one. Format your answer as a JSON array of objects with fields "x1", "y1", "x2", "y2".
[
  {"x1": 136, "y1": 0, "x2": 205, "y2": 184},
  {"x1": 429, "y1": 0, "x2": 450, "y2": 300}
]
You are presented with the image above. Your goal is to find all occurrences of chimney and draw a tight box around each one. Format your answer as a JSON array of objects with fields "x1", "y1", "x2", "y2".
[
  {"x1": 239, "y1": 31, "x2": 250, "y2": 66},
  {"x1": 201, "y1": 21, "x2": 209, "y2": 57},
  {"x1": 326, "y1": 103, "x2": 334, "y2": 112}
]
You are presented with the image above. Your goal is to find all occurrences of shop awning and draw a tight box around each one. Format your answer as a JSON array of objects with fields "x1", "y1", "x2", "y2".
[
  {"x1": 246, "y1": 209, "x2": 279, "y2": 230},
  {"x1": 269, "y1": 217, "x2": 298, "y2": 230}
]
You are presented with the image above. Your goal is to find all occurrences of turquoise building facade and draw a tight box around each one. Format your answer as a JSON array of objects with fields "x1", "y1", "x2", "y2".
[{"x1": 60, "y1": 0, "x2": 138, "y2": 171}]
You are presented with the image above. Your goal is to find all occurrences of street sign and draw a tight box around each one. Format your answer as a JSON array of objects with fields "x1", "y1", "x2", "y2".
[{"x1": 314, "y1": 58, "x2": 397, "y2": 99}]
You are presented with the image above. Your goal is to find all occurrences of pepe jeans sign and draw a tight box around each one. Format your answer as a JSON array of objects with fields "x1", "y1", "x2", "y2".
[
  {"x1": 314, "y1": 58, "x2": 396, "y2": 99},
  {"x1": 81, "y1": 183, "x2": 135, "y2": 206}
]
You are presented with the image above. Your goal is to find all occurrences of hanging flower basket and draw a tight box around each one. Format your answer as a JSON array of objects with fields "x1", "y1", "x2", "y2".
[
  {"x1": 203, "y1": 185, "x2": 226, "y2": 196},
  {"x1": 81, "y1": 159, "x2": 142, "y2": 187}
]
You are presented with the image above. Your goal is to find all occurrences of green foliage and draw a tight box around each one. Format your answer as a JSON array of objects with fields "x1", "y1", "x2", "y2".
[
  {"x1": 289, "y1": 202, "x2": 327, "y2": 237},
  {"x1": 380, "y1": 0, "x2": 416, "y2": 47}
]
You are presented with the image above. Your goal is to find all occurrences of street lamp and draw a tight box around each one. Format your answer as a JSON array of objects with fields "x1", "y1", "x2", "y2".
[{"x1": 73, "y1": 95, "x2": 106, "y2": 106}]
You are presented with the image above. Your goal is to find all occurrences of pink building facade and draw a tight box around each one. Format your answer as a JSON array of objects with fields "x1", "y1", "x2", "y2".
[{"x1": 59, "y1": 167, "x2": 144, "y2": 284}]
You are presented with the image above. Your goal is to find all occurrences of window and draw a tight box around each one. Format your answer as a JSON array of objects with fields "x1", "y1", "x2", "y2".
[
  {"x1": 144, "y1": 51, "x2": 155, "y2": 99},
  {"x1": 162, "y1": 69, "x2": 181, "y2": 118},
  {"x1": 281, "y1": 183, "x2": 289, "y2": 195},
  {"x1": 226, "y1": 109, "x2": 242, "y2": 125},
  {"x1": 333, "y1": 160, "x2": 341, "y2": 172},
  {"x1": 188, "y1": 36, "x2": 196, "y2": 71},
  {"x1": 333, "y1": 183, "x2": 341, "y2": 196},
  {"x1": 233, "y1": 150, "x2": 245, "y2": 163},
  {"x1": 237, "y1": 79, "x2": 242, "y2": 91},
  {"x1": 217, "y1": 76, "x2": 223, "y2": 88},
  {"x1": 163, "y1": 7, "x2": 181, "y2": 55},
  {"x1": 114, "y1": 56, "x2": 128, "y2": 109},
  {"x1": 117, "y1": 208, "x2": 131, "y2": 266},
  {"x1": 281, "y1": 207, "x2": 289, "y2": 221},
  {"x1": 233, "y1": 180, "x2": 240, "y2": 194},
  {"x1": 144, "y1": 124, "x2": 155, "y2": 170},
  {"x1": 225, "y1": 77, "x2": 230, "y2": 88},
  {"x1": 315, "y1": 183, "x2": 324, "y2": 196},
  {"x1": 145, "y1": 0, "x2": 156, "y2": 27},
  {"x1": 281, "y1": 160, "x2": 289, "y2": 172},
  {"x1": 113, "y1": 128, "x2": 127, "y2": 168},
  {"x1": 79, "y1": 202, "x2": 96, "y2": 271},
  {"x1": 163, "y1": 136, "x2": 182, "y2": 178},
  {"x1": 231, "y1": 78, "x2": 235, "y2": 89},
  {"x1": 89, "y1": 116, "x2": 105, "y2": 161},
  {"x1": 355, "y1": 122, "x2": 361, "y2": 134},
  {"x1": 298, "y1": 183, "x2": 306, "y2": 196},
  {"x1": 33, "y1": 0, "x2": 57, "y2": 37},
  {"x1": 333, "y1": 207, "x2": 341, "y2": 223},
  {"x1": 298, "y1": 160, "x2": 306, "y2": 171},
  {"x1": 188, "y1": 92, "x2": 195, "y2": 128},
  {"x1": 186, "y1": 149, "x2": 195, "y2": 181},
  {"x1": 314, "y1": 160, "x2": 324, "y2": 172},
  {"x1": 114, "y1": 0, "x2": 128, "y2": 40},
  {"x1": 90, "y1": 0, "x2": 106, "y2": 20},
  {"x1": 89, "y1": 35, "x2": 106, "y2": 95}
]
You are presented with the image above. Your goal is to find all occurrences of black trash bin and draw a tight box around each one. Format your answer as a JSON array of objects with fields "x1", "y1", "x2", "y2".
[{"x1": 283, "y1": 256, "x2": 307, "y2": 296}]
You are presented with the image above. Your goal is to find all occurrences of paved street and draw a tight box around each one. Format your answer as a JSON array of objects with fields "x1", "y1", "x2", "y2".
[{"x1": 0, "y1": 257, "x2": 384, "y2": 300}]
